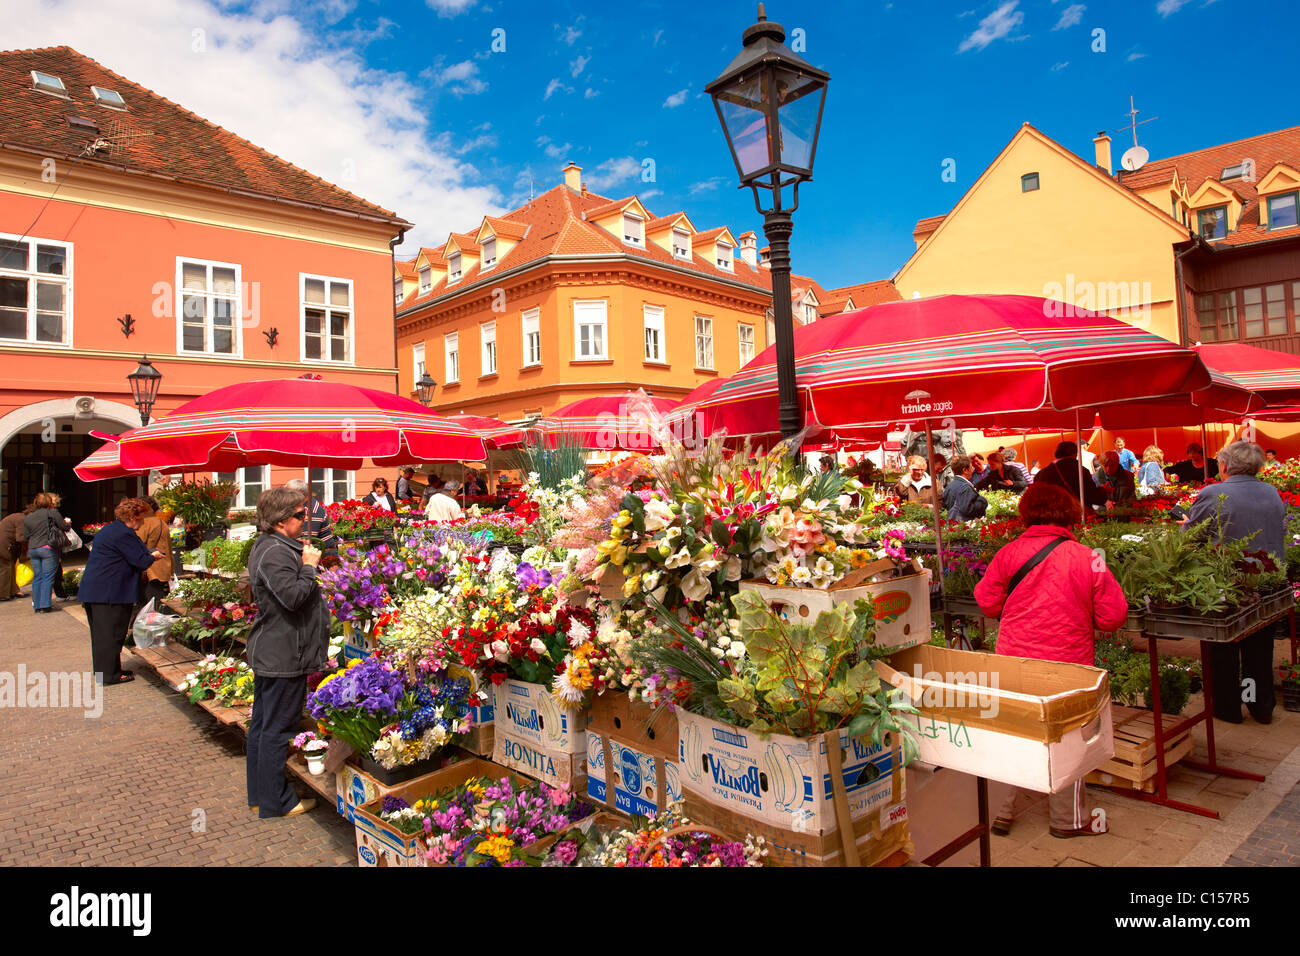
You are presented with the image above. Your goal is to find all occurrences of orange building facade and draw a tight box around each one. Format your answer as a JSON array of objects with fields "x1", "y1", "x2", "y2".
[
  {"x1": 395, "y1": 164, "x2": 897, "y2": 425},
  {"x1": 0, "y1": 48, "x2": 408, "y2": 530}
]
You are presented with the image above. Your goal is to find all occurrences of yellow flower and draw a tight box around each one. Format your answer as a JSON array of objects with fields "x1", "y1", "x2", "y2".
[
  {"x1": 347, "y1": 658, "x2": 363, "y2": 670},
  {"x1": 480, "y1": 833, "x2": 516, "y2": 865},
  {"x1": 612, "y1": 511, "x2": 633, "y2": 529},
  {"x1": 316, "y1": 672, "x2": 339, "y2": 689},
  {"x1": 608, "y1": 544, "x2": 629, "y2": 567}
]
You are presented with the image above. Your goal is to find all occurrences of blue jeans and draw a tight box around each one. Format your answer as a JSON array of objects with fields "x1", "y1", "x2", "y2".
[{"x1": 29, "y1": 546, "x2": 58, "y2": 610}]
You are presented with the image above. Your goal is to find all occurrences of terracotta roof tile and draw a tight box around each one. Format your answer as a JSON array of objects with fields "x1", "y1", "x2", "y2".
[
  {"x1": 482, "y1": 216, "x2": 529, "y2": 240},
  {"x1": 912, "y1": 214, "x2": 946, "y2": 236},
  {"x1": 644, "y1": 212, "x2": 694, "y2": 232},
  {"x1": 0, "y1": 46, "x2": 407, "y2": 224},
  {"x1": 582, "y1": 196, "x2": 638, "y2": 220},
  {"x1": 447, "y1": 231, "x2": 481, "y2": 254},
  {"x1": 827, "y1": 279, "x2": 902, "y2": 307}
]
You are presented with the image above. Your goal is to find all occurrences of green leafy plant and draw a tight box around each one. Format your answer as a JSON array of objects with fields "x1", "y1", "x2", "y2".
[
  {"x1": 154, "y1": 478, "x2": 237, "y2": 528},
  {"x1": 513, "y1": 428, "x2": 587, "y2": 492},
  {"x1": 171, "y1": 576, "x2": 242, "y2": 610},
  {"x1": 1094, "y1": 634, "x2": 1198, "y2": 716}
]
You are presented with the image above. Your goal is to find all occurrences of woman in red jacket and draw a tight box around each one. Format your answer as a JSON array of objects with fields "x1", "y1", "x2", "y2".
[{"x1": 974, "y1": 482, "x2": 1127, "y2": 839}]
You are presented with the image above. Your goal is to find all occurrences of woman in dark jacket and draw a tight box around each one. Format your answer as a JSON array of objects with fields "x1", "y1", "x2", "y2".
[
  {"x1": 245, "y1": 486, "x2": 328, "y2": 819},
  {"x1": 973, "y1": 451, "x2": 1027, "y2": 493},
  {"x1": 23, "y1": 492, "x2": 72, "y2": 613},
  {"x1": 77, "y1": 498, "x2": 163, "y2": 684},
  {"x1": 362, "y1": 478, "x2": 397, "y2": 512}
]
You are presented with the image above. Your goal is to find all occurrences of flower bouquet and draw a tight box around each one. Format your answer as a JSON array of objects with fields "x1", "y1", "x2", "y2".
[
  {"x1": 327, "y1": 499, "x2": 397, "y2": 540},
  {"x1": 177, "y1": 655, "x2": 254, "y2": 707},
  {"x1": 292, "y1": 731, "x2": 329, "y2": 774},
  {"x1": 307, "y1": 656, "x2": 473, "y2": 781},
  {"x1": 541, "y1": 806, "x2": 767, "y2": 867},
  {"x1": 378, "y1": 775, "x2": 594, "y2": 866},
  {"x1": 81, "y1": 522, "x2": 107, "y2": 538}
]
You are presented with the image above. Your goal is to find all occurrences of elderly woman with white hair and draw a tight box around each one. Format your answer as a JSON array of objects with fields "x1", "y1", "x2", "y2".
[{"x1": 1183, "y1": 441, "x2": 1286, "y2": 724}]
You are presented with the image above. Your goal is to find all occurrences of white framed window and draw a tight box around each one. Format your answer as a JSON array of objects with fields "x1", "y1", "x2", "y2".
[
  {"x1": 765, "y1": 307, "x2": 775, "y2": 348},
  {"x1": 448, "y1": 252, "x2": 462, "y2": 284},
  {"x1": 418, "y1": 266, "x2": 431, "y2": 294},
  {"x1": 0, "y1": 233, "x2": 72, "y2": 346},
  {"x1": 695, "y1": 315, "x2": 714, "y2": 369},
  {"x1": 308, "y1": 467, "x2": 352, "y2": 505},
  {"x1": 300, "y1": 274, "x2": 353, "y2": 364},
  {"x1": 573, "y1": 299, "x2": 608, "y2": 360},
  {"x1": 672, "y1": 228, "x2": 691, "y2": 260},
  {"x1": 521, "y1": 308, "x2": 541, "y2": 367},
  {"x1": 412, "y1": 342, "x2": 426, "y2": 383},
  {"x1": 177, "y1": 258, "x2": 240, "y2": 355},
  {"x1": 215, "y1": 466, "x2": 269, "y2": 511},
  {"x1": 445, "y1": 332, "x2": 460, "y2": 383},
  {"x1": 394, "y1": 276, "x2": 404, "y2": 305},
  {"x1": 738, "y1": 324, "x2": 755, "y2": 365},
  {"x1": 644, "y1": 304, "x2": 665, "y2": 362},
  {"x1": 623, "y1": 214, "x2": 644, "y2": 246},
  {"x1": 481, "y1": 320, "x2": 497, "y2": 376},
  {"x1": 804, "y1": 302, "x2": 818, "y2": 325},
  {"x1": 715, "y1": 243, "x2": 733, "y2": 270},
  {"x1": 481, "y1": 236, "x2": 497, "y2": 269}
]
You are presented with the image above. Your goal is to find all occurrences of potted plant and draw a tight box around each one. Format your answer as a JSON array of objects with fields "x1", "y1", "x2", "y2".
[
  {"x1": 292, "y1": 731, "x2": 330, "y2": 775},
  {"x1": 1279, "y1": 665, "x2": 1300, "y2": 713},
  {"x1": 155, "y1": 478, "x2": 237, "y2": 546}
]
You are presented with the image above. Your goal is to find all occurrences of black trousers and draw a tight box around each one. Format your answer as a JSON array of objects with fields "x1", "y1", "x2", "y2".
[
  {"x1": 86, "y1": 602, "x2": 133, "y2": 683},
  {"x1": 1207, "y1": 622, "x2": 1277, "y2": 722},
  {"x1": 247, "y1": 674, "x2": 306, "y2": 817}
]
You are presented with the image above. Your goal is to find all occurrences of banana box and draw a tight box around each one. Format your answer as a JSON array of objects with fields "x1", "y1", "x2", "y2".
[
  {"x1": 738, "y1": 559, "x2": 931, "y2": 652},
  {"x1": 587, "y1": 729, "x2": 682, "y2": 817},
  {"x1": 334, "y1": 760, "x2": 445, "y2": 824},
  {"x1": 494, "y1": 679, "x2": 587, "y2": 754},
  {"x1": 677, "y1": 710, "x2": 910, "y2": 866},
  {"x1": 588, "y1": 694, "x2": 677, "y2": 756}
]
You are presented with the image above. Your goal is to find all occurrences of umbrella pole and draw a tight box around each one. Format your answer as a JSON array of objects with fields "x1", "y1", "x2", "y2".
[
  {"x1": 925, "y1": 418, "x2": 946, "y2": 593},
  {"x1": 1075, "y1": 410, "x2": 1086, "y2": 526},
  {"x1": 1201, "y1": 423, "x2": 1209, "y2": 482},
  {"x1": 305, "y1": 457, "x2": 313, "y2": 545}
]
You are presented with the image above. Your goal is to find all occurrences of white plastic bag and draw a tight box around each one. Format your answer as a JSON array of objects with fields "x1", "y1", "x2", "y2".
[{"x1": 132, "y1": 598, "x2": 180, "y2": 649}]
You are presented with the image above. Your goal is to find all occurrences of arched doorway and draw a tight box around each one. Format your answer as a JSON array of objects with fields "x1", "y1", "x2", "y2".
[{"x1": 0, "y1": 397, "x2": 141, "y2": 531}]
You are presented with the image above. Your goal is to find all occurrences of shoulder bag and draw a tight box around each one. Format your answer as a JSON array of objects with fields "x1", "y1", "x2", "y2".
[{"x1": 1004, "y1": 535, "x2": 1070, "y2": 604}]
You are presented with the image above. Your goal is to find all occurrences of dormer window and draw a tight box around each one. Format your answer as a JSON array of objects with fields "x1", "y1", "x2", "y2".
[
  {"x1": 91, "y1": 86, "x2": 127, "y2": 110},
  {"x1": 1198, "y1": 206, "x2": 1227, "y2": 241},
  {"x1": 481, "y1": 237, "x2": 497, "y2": 269},
  {"x1": 672, "y1": 228, "x2": 690, "y2": 260},
  {"x1": 30, "y1": 71, "x2": 67, "y2": 97},
  {"x1": 394, "y1": 277, "x2": 404, "y2": 304},
  {"x1": 448, "y1": 252, "x2": 462, "y2": 283},
  {"x1": 1267, "y1": 193, "x2": 1298, "y2": 231},
  {"x1": 804, "y1": 303, "x2": 817, "y2": 325},
  {"x1": 623, "y1": 214, "x2": 644, "y2": 246},
  {"x1": 715, "y1": 243, "x2": 733, "y2": 270},
  {"x1": 418, "y1": 267, "x2": 431, "y2": 294}
]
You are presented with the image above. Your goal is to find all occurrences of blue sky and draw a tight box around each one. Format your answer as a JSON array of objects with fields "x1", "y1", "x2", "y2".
[{"x1": 10, "y1": 0, "x2": 1297, "y2": 287}]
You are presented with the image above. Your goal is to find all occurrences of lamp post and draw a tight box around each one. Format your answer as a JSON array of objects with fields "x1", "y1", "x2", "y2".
[
  {"x1": 127, "y1": 355, "x2": 162, "y2": 427},
  {"x1": 707, "y1": 3, "x2": 829, "y2": 440},
  {"x1": 415, "y1": 371, "x2": 437, "y2": 407}
]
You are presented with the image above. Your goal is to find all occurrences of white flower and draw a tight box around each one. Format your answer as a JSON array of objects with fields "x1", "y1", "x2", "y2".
[
  {"x1": 717, "y1": 635, "x2": 731, "y2": 648},
  {"x1": 710, "y1": 645, "x2": 726, "y2": 659},
  {"x1": 728, "y1": 641, "x2": 746, "y2": 659},
  {"x1": 664, "y1": 546, "x2": 693, "y2": 569},
  {"x1": 680, "y1": 567, "x2": 713, "y2": 603},
  {"x1": 529, "y1": 637, "x2": 548, "y2": 655},
  {"x1": 553, "y1": 666, "x2": 585, "y2": 706},
  {"x1": 566, "y1": 619, "x2": 591, "y2": 647},
  {"x1": 664, "y1": 526, "x2": 682, "y2": 543},
  {"x1": 490, "y1": 639, "x2": 510, "y2": 663},
  {"x1": 642, "y1": 498, "x2": 675, "y2": 533},
  {"x1": 791, "y1": 566, "x2": 813, "y2": 585},
  {"x1": 642, "y1": 571, "x2": 661, "y2": 592}
]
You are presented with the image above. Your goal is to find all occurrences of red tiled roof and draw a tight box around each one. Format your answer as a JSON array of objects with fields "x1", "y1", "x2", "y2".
[
  {"x1": 912, "y1": 214, "x2": 946, "y2": 237},
  {"x1": 1118, "y1": 126, "x2": 1300, "y2": 248},
  {"x1": 644, "y1": 212, "x2": 693, "y2": 233},
  {"x1": 0, "y1": 46, "x2": 407, "y2": 224},
  {"x1": 827, "y1": 279, "x2": 902, "y2": 307},
  {"x1": 447, "y1": 231, "x2": 481, "y2": 255},
  {"x1": 482, "y1": 216, "x2": 528, "y2": 240},
  {"x1": 417, "y1": 247, "x2": 447, "y2": 265},
  {"x1": 394, "y1": 259, "x2": 416, "y2": 279},
  {"x1": 694, "y1": 226, "x2": 732, "y2": 245},
  {"x1": 582, "y1": 196, "x2": 639, "y2": 220}
]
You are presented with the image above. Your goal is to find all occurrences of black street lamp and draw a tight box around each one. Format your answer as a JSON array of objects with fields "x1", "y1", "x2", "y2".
[
  {"x1": 707, "y1": 3, "x2": 829, "y2": 440},
  {"x1": 415, "y1": 371, "x2": 437, "y2": 407},
  {"x1": 127, "y1": 355, "x2": 162, "y2": 427}
]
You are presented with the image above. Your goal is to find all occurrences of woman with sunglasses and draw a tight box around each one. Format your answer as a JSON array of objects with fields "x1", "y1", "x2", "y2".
[{"x1": 244, "y1": 487, "x2": 328, "y2": 819}]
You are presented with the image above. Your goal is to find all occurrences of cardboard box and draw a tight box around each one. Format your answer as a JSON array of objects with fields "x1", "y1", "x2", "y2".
[
  {"x1": 334, "y1": 758, "x2": 449, "y2": 824},
  {"x1": 493, "y1": 731, "x2": 586, "y2": 790},
  {"x1": 587, "y1": 730, "x2": 682, "y2": 817},
  {"x1": 494, "y1": 679, "x2": 587, "y2": 754},
  {"x1": 739, "y1": 559, "x2": 931, "y2": 652},
  {"x1": 352, "y1": 757, "x2": 522, "y2": 867},
  {"x1": 339, "y1": 622, "x2": 377, "y2": 663},
  {"x1": 588, "y1": 694, "x2": 677, "y2": 756},
  {"x1": 676, "y1": 710, "x2": 910, "y2": 867},
  {"x1": 874, "y1": 644, "x2": 1114, "y2": 794}
]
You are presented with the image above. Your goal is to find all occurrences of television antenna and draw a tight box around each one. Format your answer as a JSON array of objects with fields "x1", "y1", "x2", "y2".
[
  {"x1": 1115, "y1": 94, "x2": 1156, "y2": 172},
  {"x1": 90, "y1": 117, "x2": 155, "y2": 156}
]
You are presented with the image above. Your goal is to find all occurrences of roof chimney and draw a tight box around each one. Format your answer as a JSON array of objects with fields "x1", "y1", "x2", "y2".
[
  {"x1": 737, "y1": 231, "x2": 758, "y2": 269},
  {"x1": 1093, "y1": 131, "x2": 1112, "y2": 176},
  {"x1": 563, "y1": 162, "x2": 582, "y2": 192}
]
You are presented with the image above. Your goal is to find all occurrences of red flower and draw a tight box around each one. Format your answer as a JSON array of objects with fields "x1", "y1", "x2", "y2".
[{"x1": 489, "y1": 672, "x2": 506, "y2": 686}]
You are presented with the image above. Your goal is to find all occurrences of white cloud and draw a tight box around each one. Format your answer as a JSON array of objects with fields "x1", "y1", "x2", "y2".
[
  {"x1": 1156, "y1": 0, "x2": 1192, "y2": 14},
  {"x1": 639, "y1": 189, "x2": 662, "y2": 201},
  {"x1": 1052, "y1": 60, "x2": 1070, "y2": 71},
  {"x1": 536, "y1": 136, "x2": 572, "y2": 160},
  {"x1": 585, "y1": 157, "x2": 642, "y2": 192},
  {"x1": 584, "y1": 88, "x2": 599, "y2": 99},
  {"x1": 664, "y1": 89, "x2": 689, "y2": 108},
  {"x1": 456, "y1": 133, "x2": 497, "y2": 155},
  {"x1": 560, "y1": 24, "x2": 582, "y2": 45},
  {"x1": 2, "y1": 0, "x2": 502, "y2": 251},
  {"x1": 689, "y1": 177, "x2": 725, "y2": 195},
  {"x1": 570, "y1": 54, "x2": 591, "y2": 78},
  {"x1": 425, "y1": 0, "x2": 475, "y2": 16},
  {"x1": 1127, "y1": 51, "x2": 1148, "y2": 61},
  {"x1": 957, "y1": 1, "x2": 1024, "y2": 52},
  {"x1": 1053, "y1": 4, "x2": 1085, "y2": 29},
  {"x1": 544, "y1": 78, "x2": 573, "y2": 100},
  {"x1": 957, "y1": 8, "x2": 975, "y2": 16},
  {"x1": 434, "y1": 59, "x2": 487, "y2": 95}
]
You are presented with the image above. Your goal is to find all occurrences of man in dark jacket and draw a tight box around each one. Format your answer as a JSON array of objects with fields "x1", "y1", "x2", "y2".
[
  {"x1": 0, "y1": 510, "x2": 25, "y2": 601},
  {"x1": 943, "y1": 456, "x2": 989, "y2": 522},
  {"x1": 1034, "y1": 441, "x2": 1108, "y2": 509},
  {"x1": 245, "y1": 487, "x2": 329, "y2": 818},
  {"x1": 1165, "y1": 442, "x2": 1220, "y2": 484},
  {"x1": 1184, "y1": 441, "x2": 1285, "y2": 724},
  {"x1": 1095, "y1": 451, "x2": 1136, "y2": 506}
]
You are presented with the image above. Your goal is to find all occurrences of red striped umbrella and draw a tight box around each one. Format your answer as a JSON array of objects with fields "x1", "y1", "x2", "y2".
[
  {"x1": 691, "y1": 295, "x2": 1211, "y2": 436},
  {"x1": 444, "y1": 415, "x2": 526, "y2": 449},
  {"x1": 118, "y1": 378, "x2": 485, "y2": 471},
  {"x1": 542, "y1": 390, "x2": 680, "y2": 451},
  {"x1": 1195, "y1": 343, "x2": 1300, "y2": 407},
  {"x1": 74, "y1": 430, "x2": 244, "y2": 482}
]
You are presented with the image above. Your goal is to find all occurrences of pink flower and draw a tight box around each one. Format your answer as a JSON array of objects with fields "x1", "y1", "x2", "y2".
[
  {"x1": 788, "y1": 517, "x2": 826, "y2": 557},
  {"x1": 230, "y1": 607, "x2": 245, "y2": 621}
]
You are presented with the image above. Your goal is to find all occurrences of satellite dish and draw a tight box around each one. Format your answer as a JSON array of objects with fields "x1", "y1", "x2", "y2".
[{"x1": 1121, "y1": 145, "x2": 1149, "y2": 172}]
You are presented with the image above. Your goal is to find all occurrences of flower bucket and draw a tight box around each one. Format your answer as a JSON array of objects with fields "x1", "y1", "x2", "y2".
[
  {"x1": 359, "y1": 755, "x2": 441, "y2": 787},
  {"x1": 1283, "y1": 684, "x2": 1300, "y2": 714}
]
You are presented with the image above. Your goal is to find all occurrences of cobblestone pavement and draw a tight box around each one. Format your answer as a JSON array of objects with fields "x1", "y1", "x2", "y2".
[
  {"x1": 1226, "y1": 777, "x2": 1300, "y2": 866},
  {"x1": 0, "y1": 598, "x2": 355, "y2": 866}
]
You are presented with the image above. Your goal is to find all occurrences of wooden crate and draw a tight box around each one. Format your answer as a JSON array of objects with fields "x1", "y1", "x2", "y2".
[{"x1": 1085, "y1": 706, "x2": 1194, "y2": 793}]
